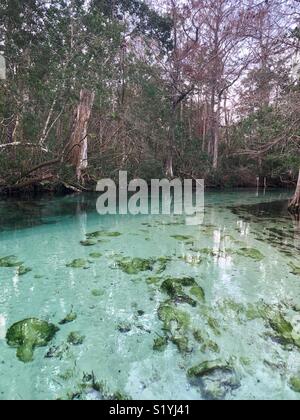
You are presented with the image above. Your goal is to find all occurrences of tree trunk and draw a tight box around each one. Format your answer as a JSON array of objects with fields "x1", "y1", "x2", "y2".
[
  {"x1": 68, "y1": 89, "x2": 95, "y2": 182},
  {"x1": 289, "y1": 169, "x2": 300, "y2": 214}
]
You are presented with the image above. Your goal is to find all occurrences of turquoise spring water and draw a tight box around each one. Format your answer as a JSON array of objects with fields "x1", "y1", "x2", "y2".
[{"x1": 0, "y1": 190, "x2": 299, "y2": 400}]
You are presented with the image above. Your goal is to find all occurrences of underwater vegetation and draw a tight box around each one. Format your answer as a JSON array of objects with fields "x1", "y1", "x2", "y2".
[
  {"x1": 67, "y1": 332, "x2": 85, "y2": 346},
  {"x1": 66, "y1": 259, "x2": 88, "y2": 269},
  {"x1": 59, "y1": 310, "x2": 77, "y2": 325},
  {"x1": 187, "y1": 360, "x2": 240, "y2": 400},
  {"x1": 6, "y1": 319, "x2": 59, "y2": 363},
  {"x1": 0, "y1": 255, "x2": 32, "y2": 276},
  {"x1": 115, "y1": 256, "x2": 172, "y2": 275}
]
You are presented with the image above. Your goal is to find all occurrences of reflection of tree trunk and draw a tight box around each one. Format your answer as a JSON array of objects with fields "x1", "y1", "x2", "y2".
[
  {"x1": 212, "y1": 100, "x2": 220, "y2": 170},
  {"x1": 68, "y1": 89, "x2": 95, "y2": 182},
  {"x1": 289, "y1": 169, "x2": 300, "y2": 214}
]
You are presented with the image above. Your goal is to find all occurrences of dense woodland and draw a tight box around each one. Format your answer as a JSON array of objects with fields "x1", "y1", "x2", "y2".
[{"x1": 0, "y1": 0, "x2": 300, "y2": 205}]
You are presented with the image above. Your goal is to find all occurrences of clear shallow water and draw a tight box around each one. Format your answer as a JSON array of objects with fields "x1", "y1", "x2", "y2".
[{"x1": 0, "y1": 190, "x2": 300, "y2": 400}]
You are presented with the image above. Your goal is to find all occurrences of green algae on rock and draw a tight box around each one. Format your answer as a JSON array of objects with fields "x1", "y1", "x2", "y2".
[
  {"x1": 288, "y1": 262, "x2": 300, "y2": 276},
  {"x1": 171, "y1": 235, "x2": 193, "y2": 242},
  {"x1": 91, "y1": 289, "x2": 104, "y2": 297},
  {"x1": 80, "y1": 239, "x2": 98, "y2": 247},
  {"x1": 17, "y1": 265, "x2": 32, "y2": 276},
  {"x1": 158, "y1": 302, "x2": 190, "y2": 332},
  {"x1": 6, "y1": 318, "x2": 59, "y2": 363},
  {"x1": 236, "y1": 247, "x2": 264, "y2": 261},
  {"x1": 153, "y1": 336, "x2": 168, "y2": 352},
  {"x1": 116, "y1": 257, "x2": 154, "y2": 275},
  {"x1": 66, "y1": 259, "x2": 87, "y2": 269},
  {"x1": 86, "y1": 231, "x2": 121, "y2": 239},
  {"x1": 190, "y1": 286, "x2": 205, "y2": 302},
  {"x1": 67, "y1": 332, "x2": 85, "y2": 346},
  {"x1": 289, "y1": 376, "x2": 300, "y2": 393},
  {"x1": 0, "y1": 255, "x2": 23, "y2": 267},
  {"x1": 59, "y1": 310, "x2": 77, "y2": 325},
  {"x1": 161, "y1": 278, "x2": 198, "y2": 307},
  {"x1": 89, "y1": 252, "x2": 102, "y2": 259},
  {"x1": 187, "y1": 360, "x2": 232, "y2": 379}
]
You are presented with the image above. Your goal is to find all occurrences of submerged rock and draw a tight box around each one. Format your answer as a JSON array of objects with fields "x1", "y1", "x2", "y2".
[
  {"x1": 157, "y1": 302, "x2": 191, "y2": 354},
  {"x1": 116, "y1": 257, "x2": 154, "y2": 275},
  {"x1": 188, "y1": 360, "x2": 232, "y2": 378},
  {"x1": 86, "y1": 231, "x2": 121, "y2": 239},
  {"x1": 6, "y1": 318, "x2": 59, "y2": 363},
  {"x1": 91, "y1": 289, "x2": 104, "y2": 297},
  {"x1": 288, "y1": 262, "x2": 300, "y2": 276},
  {"x1": 66, "y1": 259, "x2": 87, "y2": 269},
  {"x1": 187, "y1": 360, "x2": 238, "y2": 400},
  {"x1": 236, "y1": 247, "x2": 264, "y2": 261},
  {"x1": 80, "y1": 240, "x2": 98, "y2": 247},
  {"x1": 161, "y1": 278, "x2": 197, "y2": 307},
  {"x1": 153, "y1": 336, "x2": 168, "y2": 352},
  {"x1": 0, "y1": 255, "x2": 23, "y2": 268},
  {"x1": 171, "y1": 235, "x2": 193, "y2": 242},
  {"x1": 289, "y1": 376, "x2": 300, "y2": 393},
  {"x1": 190, "y1": 286, "x2": 205, "y2": 302},
  {"x1": 59, "y1": 310, "x2": 77, "y2": 325},
  {"x1": 89, "y1": 253, "x2": 102, "y2": 259},
  {"x1": 67, "y1": 332, "x2": 85, "y2": 346},
  {"x1": 17, "y1": 266, "x2": 32, "y2": 276}
]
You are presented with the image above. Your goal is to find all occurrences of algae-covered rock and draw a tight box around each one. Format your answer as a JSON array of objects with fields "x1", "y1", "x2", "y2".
[
  {"x1": 171, "y1": 235, "x2": 193, "y2": 242},
  {"x1": 190, "y1": 286, "x2": 205, "y2": 302},
  {"x1": 207, "y1": 317, "x2": 221, "y2": 336},
  {"x1": 288, "y1": 262, "x2": 300, "y2": 276},
  {"x1": 89, "y1": 253, "x2": 102, "y2": 259},
  {"x1": 6, "y1": 318, "x2": 59, "y2": 363},
  {"x1": 187, "y1": 360, "x2": 238, "y2": 400},
  {"x1": 80, "y1": 239, "x2": 98, "y2": 247},
  {"x1": 187, "y1": 360, "x2": 232, "y2": 379},
  {"x1": 158, "y1": 302, "x2": 190, "y2": 332},
  {"x1": 0, "y1": 255, "x2": 23, "y2": 268},
  {"x1": 171, "y1": 335, "x2": 191, "y2": 353},
  {"x1": 66, "y1": 259, "x2": 87, "y2": 269},
  {"x1": 161, "y1": 278, "x2": 197, "y2": 307},
  {"x1": 67, "y1": 332, "x2": 85, "y2": 346},
  {"x1": 59, "y1": 310, "x2": 77, "y2": 325},
  {"x1": 86, "y1": 231, "x2": 121, "y2": 239},
  {"x1": 153, "y1": 336, "x2": 168, "y2": 352},
  {"x1": 289, "y1": 376, "x2": 300, "y2": 393},
  {"x1": 116, "y1": 257, "x2": 154, "y2": 275},
  {"x1": 156, "y1": 257, "x2": 171, "y2": 274},
  {"x1": 193, "y1": 331, "x2": 219, "y2": 353},
  {"x1": 146, "y1": 276, "x2": 162, "y2": 285},
  {"x1": 17, "y1": 266, "x2": 32, "y2": 276},
  {"x1": 91, "y1": 289, "x2": 104, "y2": 297},
  {"x1": 236, "y1": 247, "x2": 264, "y2": 261}
]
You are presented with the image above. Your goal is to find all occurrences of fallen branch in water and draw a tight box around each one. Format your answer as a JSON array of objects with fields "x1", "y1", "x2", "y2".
[{"x1": 0, "y1": 142, "x2": 49, "y2": 153}]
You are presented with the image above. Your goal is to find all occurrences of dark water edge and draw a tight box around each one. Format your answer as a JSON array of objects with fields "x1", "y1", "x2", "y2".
[{"x1": 0, "y1": 188, "x2": 294, "y2": 233}]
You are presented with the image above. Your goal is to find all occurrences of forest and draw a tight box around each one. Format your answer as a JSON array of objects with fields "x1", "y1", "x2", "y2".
[{"x1": 0, "y1": 0, "x2": 300, "y2": 203}]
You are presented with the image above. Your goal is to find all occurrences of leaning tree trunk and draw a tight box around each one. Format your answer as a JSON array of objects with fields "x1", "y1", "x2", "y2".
[
  {"x1": 68, "y1": 89, "x2": 95, "y2": 182},
  {"x1": 289, "y1": 169, "x2": 300, "y2": 214}
]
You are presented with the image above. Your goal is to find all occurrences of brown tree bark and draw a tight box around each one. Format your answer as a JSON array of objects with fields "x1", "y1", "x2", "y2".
[
  {"x1": 68, "y1": 89, "x2": 95, "y2": 181},
  {"x1": 289, "y1": 169, "x2": 300, "y2": 214}
]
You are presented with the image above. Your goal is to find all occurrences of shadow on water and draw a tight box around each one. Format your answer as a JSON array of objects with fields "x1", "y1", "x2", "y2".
[
  {"x1": 0, "y1": 194, "x2": 98, "y2": 232},
  {"x1": 229, "y1": 199, "x2": 300, "y2": 258}
]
